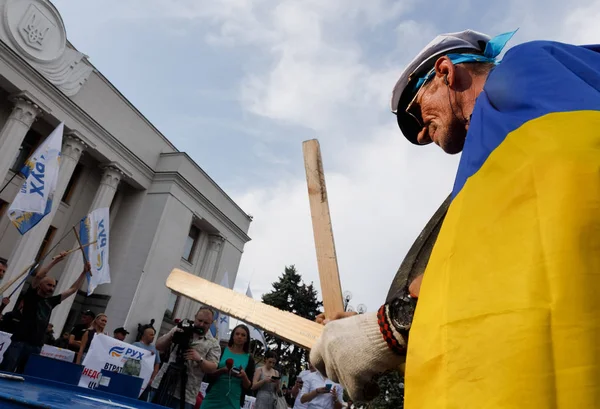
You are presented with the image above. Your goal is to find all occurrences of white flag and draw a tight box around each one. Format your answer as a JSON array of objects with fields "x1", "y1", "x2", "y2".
[
  {"x1": 217, "y1": 272, "x2": 231, "y2": 341},
  {"x1": 80, "y1": 207, "x2": 110, "y2": 295},
  {"x1": 8, "y1": 123, "x2": 63, "y2": 234},
  {"x1": 245, "y1": 284, "x2": 267, "y2": 346}
]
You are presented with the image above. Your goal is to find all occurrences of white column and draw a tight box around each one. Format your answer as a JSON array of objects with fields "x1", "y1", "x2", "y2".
[
  {"x1": 183, "y1": 235, "x2": 225, "y2": 318},
  {"x1": 0, "y1": 96, "x2": 43, "y2": 182},
  {"x1": 51, "y1": 164, "x2": 123, "y2": 333},
  {"x1": 3, "y1": 134, "x2": 86, "y2": 309}
]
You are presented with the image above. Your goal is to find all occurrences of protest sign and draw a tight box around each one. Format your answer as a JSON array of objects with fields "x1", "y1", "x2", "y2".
[
  {"x1": 0, "y1": 331, "x2": 12, "y2": 364},
  {"x1": 79, "y1": 334, "x2": 154, "y2": 396},
  {"x1": 40, "y1": 344, "x2": 75, "y2": 363}
]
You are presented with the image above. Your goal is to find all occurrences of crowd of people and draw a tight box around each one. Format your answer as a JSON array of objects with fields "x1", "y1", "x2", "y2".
[{"x1": 0, "y1": 256, "x2": 349, "y2": 409}]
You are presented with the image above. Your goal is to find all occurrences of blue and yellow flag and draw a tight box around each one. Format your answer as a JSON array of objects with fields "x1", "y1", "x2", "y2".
[
  {"x1": 8, "y1": 123, "x2": 63, "y2": 234},
  {"x1": 406, "y1": 41, "x2": 600, "y2": 408}
]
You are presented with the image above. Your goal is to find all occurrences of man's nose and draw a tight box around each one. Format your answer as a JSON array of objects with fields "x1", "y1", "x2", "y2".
[{"x1": 416, "y1": 127, "x2": 431, "y2": 145}]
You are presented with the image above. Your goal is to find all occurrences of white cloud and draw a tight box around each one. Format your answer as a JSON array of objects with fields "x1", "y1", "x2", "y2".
[{"x1": 52, "y1": 0, "x2": 600, "y2": 315}]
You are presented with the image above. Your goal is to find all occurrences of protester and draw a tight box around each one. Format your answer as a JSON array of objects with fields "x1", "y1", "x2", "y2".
[
  {"x1": 133, "y1": 325, "x2": 160, "y2": 399},
  {"x1": 76, "y1": 313, "x2": 108, "y2": 364},
  {"x1": 0, "y1": 296, "x2": 24, "y2": 335},
  {"x1": 292, "y1": 364, "x2": 316, "y2": 409},
  {"x1": 252, "y1": 351, "x2": 281, "y2": 409},
  {"x1": 68, "y1": 309, "x2": 95, "y2": 353},
  {"x1": 113, "y1": 326, "x2": 129, "y2": 341},
  {"x1": 201, "y1": 324, "x2": 255, "y2": 409},
  {"x1": 310, "y1": 29, "x2": 600, "y2": 408},
  {"x1": 43, "y1": 323, "x2": 55, "y2": 345},
  {"x1": 300, "y1": 371, "x2": 344, "y2": 409},
  {"x1": 149, "y1": 307, "x2": 220, "y2": 409},
  {"x1": 0, "y1": 252, "x2": 89, "y2": 373},
  {"x1": 282, "y1": 386, "x2": 295, "y2": 407},
  {"x1": 54, "y1": 331, "x2": 70, "y2": 349},
  {"x1": 0, "y1": 259, "x2": 10, "y2": 315},
  {"x1": 0, "y1": 258, "x2": 6, "y2": 281}
]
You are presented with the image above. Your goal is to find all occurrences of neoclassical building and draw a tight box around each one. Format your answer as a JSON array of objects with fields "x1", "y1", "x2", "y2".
[{"x1": 0, "y1": 0, "x2": 251, "y2": 338}]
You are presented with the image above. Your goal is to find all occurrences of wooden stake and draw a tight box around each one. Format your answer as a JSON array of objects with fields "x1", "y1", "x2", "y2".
[
  {"x1": 51, "y1": 241, "x2": 97, "y2": 260},
  {"x1": 302, "y1": 139, "x2": 344, "y2": 318},
  {"x1": 0, "y1": 262, "x2": 35, "y2": 294},
  {"x1": 166, "y1": 269, "x2": 323, "y2": 349},
  {"x1": 72, "y1": 226, "x2": 88, "y2": 265}
]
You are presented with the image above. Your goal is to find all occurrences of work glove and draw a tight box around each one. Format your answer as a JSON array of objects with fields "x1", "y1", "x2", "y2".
[{"x1": 310, "y1": 309, "x2": 407, "y2": 401}]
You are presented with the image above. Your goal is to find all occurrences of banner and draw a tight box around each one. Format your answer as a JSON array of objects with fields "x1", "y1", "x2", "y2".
[
  {"x1": 79, "y1": 207, "x2": 110, "y2": 295},
  {"x1": 79, "y1": 334, "x2": 154, "y2": 396},
  {"x1": 40, "y1": 344, "x2": 75, "y2": 363},
  {"x1": 0, "y1": 331, "x2": 12, "y2": 364},
  {"x1": 8, "y1": 123, "x2": 63, "y2": 234}
]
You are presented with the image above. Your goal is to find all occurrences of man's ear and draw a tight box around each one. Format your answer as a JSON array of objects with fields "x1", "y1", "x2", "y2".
[{"x1": 434, "y1": 56, "x2": 456, "y2": 87}]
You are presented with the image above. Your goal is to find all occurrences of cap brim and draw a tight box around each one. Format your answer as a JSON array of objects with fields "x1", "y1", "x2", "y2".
[{"x1": 396, "y1": 75, "x2": 430, "y2": 145}]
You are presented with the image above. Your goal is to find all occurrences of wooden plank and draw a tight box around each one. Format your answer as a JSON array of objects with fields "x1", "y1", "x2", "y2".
[
  {"x1": 166, "y1": 269, "x2": 324, "y2": 349},
  {"x1": 302, "y1": 139, "x2": 345, "y2": 318}
]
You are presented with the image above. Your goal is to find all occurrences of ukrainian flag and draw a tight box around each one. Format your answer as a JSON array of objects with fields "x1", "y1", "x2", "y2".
[{"x1": 405, "y1": 41, "x2": 600, "y2": 408}]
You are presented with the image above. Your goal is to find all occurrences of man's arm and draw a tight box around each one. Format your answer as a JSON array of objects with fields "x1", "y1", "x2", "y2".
[
  {"x1": 60, "y1": 262, "x2": 91, "y2": 302},
  {"x1": 310, "y1": 310, "x2": 407, "y2": 402},
  {"x1": 151, "y1": 363, "x2": 159, "y2": 384},
  {"x1": 33, "y1": 251, "x2": 68, "y2": 289},
  {"x1": 68, "y1": 334, "x2": 82, "y2": 350},
  {"x1": 155, "y1": 327, "x2": 178, "y2": 353}
]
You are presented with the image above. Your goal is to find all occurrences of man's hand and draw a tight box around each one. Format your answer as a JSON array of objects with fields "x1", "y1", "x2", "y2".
[
  {"x1": 1, "y1": 297, "x2": 9, "y2": 306},
  {"x1": 315, "y1": 311, "x2": 357, "y2": 325},
  {"x1": 316, "y1": 387, "x2": 330, "y2": 394},
  {"x1": 83, "y1": 262, "x2": 91, "y2": 276},
  {"x1": 310, "y1": 311, "x2": 406, "y2": 401},
  {"x1": 52, "y1": 251, "x2": 68, "y2": 264},
  {"x1": 184, "y1": 348, "x2": 202, "y2": 362}
]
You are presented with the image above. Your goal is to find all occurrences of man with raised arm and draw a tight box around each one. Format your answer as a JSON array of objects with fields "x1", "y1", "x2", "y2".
[{"x1": 0, "y1": 251, "x2": 90, "y2": 373}]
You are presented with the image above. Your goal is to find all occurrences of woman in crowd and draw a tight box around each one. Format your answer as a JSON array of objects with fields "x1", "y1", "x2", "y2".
[
  {"x1": 76, "y1": 313, "x2": 108, "y2": 364},
  {"x1": 252, "y1": 351, "x2": 281, "y2": 409},
  {"x1": 201, "y1": 324, "x2": 255, "y2": 409}
]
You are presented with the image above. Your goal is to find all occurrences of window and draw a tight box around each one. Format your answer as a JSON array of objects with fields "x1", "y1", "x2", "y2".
[
  {"x1": 181, "y1": 225, "x2": 200, "y2": 262},
  {"x1": 163, "y1": 291, "x2": 179, "y2": 321},
  {"x1": 10, "y1": 130, "x2": 43, "y2": 173},
  {"x1": 61, "y1": 164, "x2": 83, "y2": 204},
  {"x1": 35, "y1": 226, "x2": 57, "y2": 263}
]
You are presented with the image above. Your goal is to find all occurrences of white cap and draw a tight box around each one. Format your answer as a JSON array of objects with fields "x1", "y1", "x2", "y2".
[{"x1": 391, "y1": 29, "x2": 491, "y2": 144}]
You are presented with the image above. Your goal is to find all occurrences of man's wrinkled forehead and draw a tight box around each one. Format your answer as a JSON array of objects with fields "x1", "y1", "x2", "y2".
[{"x1": 40, "y1": 277, "x2": 56, "y2": 286}]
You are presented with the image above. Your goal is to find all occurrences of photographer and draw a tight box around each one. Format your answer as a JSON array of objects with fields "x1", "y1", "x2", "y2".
[{"x1": 149, "y1": 308, "x2": 220, "y2": 409}]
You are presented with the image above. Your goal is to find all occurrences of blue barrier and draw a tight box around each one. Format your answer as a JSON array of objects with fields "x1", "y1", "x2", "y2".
[
  {"x1": 24, "y1": 354, "x2": 83, "y2": 386},
  {"x1": 97, "y1": 369, "x2": 144, "y2": 399},
  {"x1": 0, "y1": 371, "x2": 162, "y2": 408}
]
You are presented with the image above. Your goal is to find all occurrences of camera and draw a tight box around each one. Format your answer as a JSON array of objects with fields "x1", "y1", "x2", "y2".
[{"x1": 172, "y1": 319, "x2": 205, "y2": 348}]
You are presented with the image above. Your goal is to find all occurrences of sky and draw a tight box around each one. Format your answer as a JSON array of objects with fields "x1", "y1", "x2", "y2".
[{"x1": 52, "y1": 0, "x2": 600, "y2": 313}]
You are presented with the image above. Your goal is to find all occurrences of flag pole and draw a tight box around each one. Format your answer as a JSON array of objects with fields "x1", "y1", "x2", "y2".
[{"x1": 72, "y1": 226, "x2": 88, "y2": 265}]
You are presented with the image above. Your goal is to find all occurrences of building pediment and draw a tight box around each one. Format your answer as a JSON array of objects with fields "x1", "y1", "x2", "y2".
[{"x1": 0, "y1": 0, "x2": 92, "y2": 96}]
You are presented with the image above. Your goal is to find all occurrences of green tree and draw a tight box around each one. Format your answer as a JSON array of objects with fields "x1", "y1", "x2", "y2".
[
  {"x1": 354, "y1": 371, "x2": 405, "y2": 409},
  {"x1": 261, "y1": 265, "x2": 322, "y2": 378}
]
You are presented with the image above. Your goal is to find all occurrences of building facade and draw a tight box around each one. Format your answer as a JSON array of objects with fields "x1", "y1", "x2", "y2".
[{"x1": 0, "y1": 0, "x2": 251, "y2": 339}]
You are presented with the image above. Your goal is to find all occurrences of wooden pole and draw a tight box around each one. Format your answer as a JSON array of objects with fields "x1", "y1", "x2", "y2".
[
  {"x1": 72, "y1": 226, "x2": 88, "y2": 265},
  {"x1": 51, "y1": 241, "x2": 97, "y2": 260},
  {"x1": 302, "y1": 139, "x2": 344, "y2": 318},
  {"x1": 0, "y1": 262, "x2": 35, "y2": 294},
  {"x1": 166, "y1": 269, "x2": 323, "y2": 349}
]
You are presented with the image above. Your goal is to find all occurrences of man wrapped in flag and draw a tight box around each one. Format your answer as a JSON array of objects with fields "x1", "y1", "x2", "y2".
[{"x1": 310, "y1": 30, "x2": 600, "y2": 408}]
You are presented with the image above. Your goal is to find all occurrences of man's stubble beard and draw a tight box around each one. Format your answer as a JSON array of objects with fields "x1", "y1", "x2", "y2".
[{"x1": 439, "y1": 117, "x2": 467, "y2": 155}]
